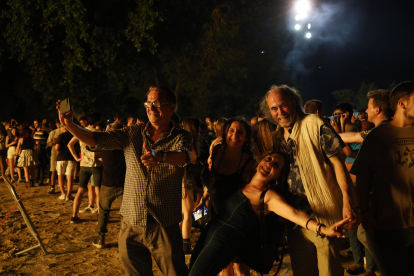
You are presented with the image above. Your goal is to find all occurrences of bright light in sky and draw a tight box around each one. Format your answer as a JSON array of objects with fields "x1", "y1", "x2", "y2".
[
  {"x1": 295, "y1": 15, "x2": 301, "y2": 21},
  {"x1": 308, "y1": 23, "x2": 311, "y2": 29},
  {"x1": 295, "y1": 1, "x2": 311, "y2": 15},
  {"x1": 306, "y1": 32, "x2": 312, "y2": 39},
  {"x1": 295, "y1": 24, "x2": 301, "y2": 30}
]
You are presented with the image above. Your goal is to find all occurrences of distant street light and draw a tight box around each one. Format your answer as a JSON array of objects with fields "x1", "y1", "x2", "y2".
[
  {"x1": 306, "y1": 32, "x2": 312, "y2": 39},
  {"x1": 295, "y1": 24, "x2": 301, "y2": 30}
]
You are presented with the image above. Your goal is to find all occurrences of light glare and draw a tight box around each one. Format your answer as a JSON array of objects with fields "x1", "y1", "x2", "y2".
[
  {"x1": 295, "y1": 24, "x2": 301, "y2": 30},
  {"x1": 308, "y1": 23, "x2": 311, "y2": 29},
  {"x1": 295, "y1": 1, "x2": 311, "y2": 14},
  {"x1": 295, "y1": 15, "x2": 301, "y2": 21},
  {"x1": 306, "y1": 32, "x2": 312, "y2": 39}
]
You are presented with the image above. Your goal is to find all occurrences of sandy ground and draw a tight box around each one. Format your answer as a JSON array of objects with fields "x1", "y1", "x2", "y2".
[{"x1": 0, "y1": 179, "x2": 381, "y2": 276}]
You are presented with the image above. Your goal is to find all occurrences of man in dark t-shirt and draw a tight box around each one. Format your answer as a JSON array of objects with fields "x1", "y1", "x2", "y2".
[
  {"x1": 92, "y1": 123, "x2": 126, "y2": 249},
  {"x1": 55, "y1": 127, "x2": 76, "y2": 201}
]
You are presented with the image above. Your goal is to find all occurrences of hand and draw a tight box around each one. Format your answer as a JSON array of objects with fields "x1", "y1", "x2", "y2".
[
  {"x1": 182, "y1": 186, "x2": 188, "y2": 199},
  {"x1": 56, "y1": 99, "x2": 73, "y2": 127},
  {"x1": 75, "y1": 157, "x2": 82, "y2": 162},
  {"x1": 343, "y1": 202, "x2": 360, "y2": 230},
  {"x1": 331, "y1": 118, "x2": 341, "y2": 133},
  {"x1": 340, "y1": 114, "x2": 348, "y2": 132},
  {"x1": 141, "y1": 143, "x2": 161, "y2": 169},
  {"x1": 361, "y1": 211, "x2": 377, "y2": 234},
  {"x1": 322, "y1": 217, "x2": 354, "y2": 238},
  {"x1": 52, "y1": 138, "x2": 58, "y2": 144}
]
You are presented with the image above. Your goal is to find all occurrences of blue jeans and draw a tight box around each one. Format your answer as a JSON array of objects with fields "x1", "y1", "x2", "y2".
[{"x1": 348, "y1": 227, "x2": 376, "y2": 271}]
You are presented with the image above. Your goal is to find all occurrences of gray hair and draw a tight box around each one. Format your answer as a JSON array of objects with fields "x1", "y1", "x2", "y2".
[{"x1": 259, "y1": 85, "x2": 304, "y2": 122}]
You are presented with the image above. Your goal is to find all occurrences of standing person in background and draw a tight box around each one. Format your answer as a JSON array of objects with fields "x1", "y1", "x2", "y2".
[
  {"x1": 57, "y1": 84, "x2": 192, "y2": 276},
  {"x1": 32, "y1": 119, "x2": 49, "y2": 186},
  {"x1": 127, "y1": 115, "x2": 135, "y2": 126},
  {"x1": 55, "y1": 125, "x2": 76, "y2": 201},
  {"x1": 68, "y1": 112, "x2": 103, "y2": 223},
  {"x1": 0, "y1": 124, "x2": 7, "y2": 181},
  {"x1": 93, "y1": 123, "x2": 126, "y2": 249},
  {"x1": 79, "y1": 116, "x2": 88, "y2": 128},
  {"x1": 351, "y1": 81, "x2": 414, "y2": 276},
  {"x1": 16, "y1": 127, "x2": 39, "y2": 187},
  {"x1": 47, "y1": 119, "x2": 62, "y2": 194},
  {"x1": 5, "y1": 127, "x2": 23, "y2": 183},
  {"x1": 209, "y1": 116, "x2": 256, "y2": 276},
  {"x1": 207, "y1": 117, "x2": 227, "y2": 169}
]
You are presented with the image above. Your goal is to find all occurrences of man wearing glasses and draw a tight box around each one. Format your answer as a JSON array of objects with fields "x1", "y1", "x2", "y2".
[{"x1": 57, "y1": 84, "x2": 192, "y2": 276}]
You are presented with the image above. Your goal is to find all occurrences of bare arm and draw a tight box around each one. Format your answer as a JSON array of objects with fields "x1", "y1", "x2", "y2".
[
  {"x1": 329, "y1": 152, "x2": 360, "y2": 228},
  {"x1": 339, "y1": 132, "x2": 363, "y2": 144},
  {"x1": 141, "y1": 142, "x2": 188, "y2": 169},
  {"x1": 5, "y1": 136, "x2": 16, "y2": 148},
  {"x1": 266, "y1": 190, "x2": 350, "y2": 237},
  {"x1": 15, "y1": 138, "x2": 23, "y2": 155},
  {"x1": 55, "y1": 144, "x2": 60, "y2": 151},
  {"x1": 342, "y1": 144, "x2": 358, "y2": 159},
  {"x1": 67, "y1": 137, "x2": 81, "y2": 162},
  {"x1": 57, "y1": 100, "x2": 97, "y2": 147}
]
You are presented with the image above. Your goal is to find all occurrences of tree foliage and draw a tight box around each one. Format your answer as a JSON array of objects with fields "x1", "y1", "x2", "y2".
[{"x1": 0, "y1": 0, "x2": 287, "y2": 122}]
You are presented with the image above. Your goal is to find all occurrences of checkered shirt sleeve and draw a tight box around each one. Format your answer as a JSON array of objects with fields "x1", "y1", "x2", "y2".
[{"x1": 93, "y1": 123, "x2": 193, "y2": 227}]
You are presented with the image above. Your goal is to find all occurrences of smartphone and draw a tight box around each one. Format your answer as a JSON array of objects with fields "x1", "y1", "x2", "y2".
[
  {"x1": 192, "y1": 206, "x2": 209, "y2": 221},
  {"x1": 60, "y1": 98, "x2": 71, "y2": 115}
]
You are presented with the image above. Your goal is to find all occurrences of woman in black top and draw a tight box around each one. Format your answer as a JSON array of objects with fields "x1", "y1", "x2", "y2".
[
  {"x1": 16, "y1": 127, "x2": 38, "y2": 187},
  {"x1": 5, "y1": 127, "x2": 23, "y2": 183},
  {"x1": 208, "y1": 116, "x2": 255, "y2": 276},
  {"x1": 0, "y1": 124, "x2": 7, "y2": 182}
]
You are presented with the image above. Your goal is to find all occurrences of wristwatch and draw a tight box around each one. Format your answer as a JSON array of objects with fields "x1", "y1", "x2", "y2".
[{"x1": 159, "y1": 150, "x2": 167, "y2": 163}]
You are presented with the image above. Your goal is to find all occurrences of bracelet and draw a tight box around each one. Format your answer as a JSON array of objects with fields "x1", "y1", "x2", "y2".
[
  {"x1": 306, "y1": 218, "x2": 315, "y2": 230},
  {"x1": 316, "y1": 223, "x2": 326, "y2": 238}
]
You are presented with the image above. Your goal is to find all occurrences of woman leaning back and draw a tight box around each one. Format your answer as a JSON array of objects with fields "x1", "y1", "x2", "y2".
[{"x1": 189, "y1": 151, "x2": 352, "y2": 276}]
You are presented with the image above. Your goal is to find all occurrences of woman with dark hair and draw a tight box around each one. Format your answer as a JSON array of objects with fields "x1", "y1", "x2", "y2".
[
  {"x1": 6, "y1": 127, "x2": 23, "y2": 183},
  {"x1": 208, "y1": 117, "x2": 227, "y2": 169},
  {"x1": 0, "y1": 124, "x2": 7, "y2": 181},
  {"x1": 180, "y1": 117, "x2": 203, "y2": 254},
  {"x1": 16, "y1": 127, "x2": 39, "y2": 187},
  {"x1": 252, "y1": 118, "x2": 278, "y2": 160},
  {"x1": 208, "y1": 116, "x2": 256, "y2": 276},
  {"x1": 189, "y1": 151, "x2": 352, "y2": 276}
]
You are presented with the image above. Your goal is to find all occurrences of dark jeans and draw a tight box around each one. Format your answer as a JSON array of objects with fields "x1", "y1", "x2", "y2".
[
  {"x1": 35, "y1": 148, "x2": 48, "y2": 183},
  {"x1": 119, "y1": 216, "x2": 188, "y2": 276},
  {"x1": 78, "y1": 166, "x2": 102, "y2": 188},
  {"x1": 348, "y1": 227, "x2": 376, "y2": 271},
  {"x1": 97, "y1": 185, "x2": 123, "y2": 237},
  {"x1": 367, "y1": 226, "x2": 414, "y2": 276}
]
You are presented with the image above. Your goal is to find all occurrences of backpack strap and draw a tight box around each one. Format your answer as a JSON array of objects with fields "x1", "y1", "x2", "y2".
[{"x1": 259, "y1": 189, "x2": 269, "y2": 248}]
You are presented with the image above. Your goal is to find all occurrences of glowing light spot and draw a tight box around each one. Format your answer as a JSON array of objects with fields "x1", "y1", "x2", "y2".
[
  {"x1": 261, "y1": 51, "x2": 265, "y2": 54},
  {"x1": 295, "y1": 15, "x2": 301, "y2": 21},
  {"x1": 308, "y1": 23, "x2": 311, "y2": 29},
  {"x1": 295, "y1": 24, "x2": 301, "y2": 30},
  {"x1": 295, "y1": 1, "x2": 311, "y2": 13},
  {"x1": 306, "y1": 32, "x2": 311, "y2": 39}
]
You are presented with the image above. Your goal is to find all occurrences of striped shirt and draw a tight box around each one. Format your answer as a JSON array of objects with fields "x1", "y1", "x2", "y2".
[{"x1": 93, "y1": 122, "x2": 193, "y2": 227}]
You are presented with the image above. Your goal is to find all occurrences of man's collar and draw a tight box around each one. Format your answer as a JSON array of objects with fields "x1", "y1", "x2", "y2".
[{"x1": 144, "y1": 121, "x2": 175, "y2": 136}]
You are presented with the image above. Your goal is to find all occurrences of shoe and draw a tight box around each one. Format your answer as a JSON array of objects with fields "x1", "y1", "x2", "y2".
[
  {"x1": 58, "y1": 194, "x2": 66, "y2": 200},
  {"x1": 91, "y1": 206, "x2": 98, "y2": 213},
  {"x1": 92, "y1": 236, "x2": 105, "y2": 249},
  {"x1": 48, "y1": 186, "x2": 55, "y2": 194},
  {"x1": 364, "y1": 271, "x2": 375, "y2": 276},
  {"x1": 65, "y1": 194, "x2": 74, "y2": 202},
  {"x1": 79, "y1": 206, "x2": 95, "y2": 213},
  {"x1": 10, "y1": 178, "x2": 15, "y2": 183},
  {"x1": 346, "y1": 265, "x2": 365, "y2": 275},
  {"x1": 70, "y1": 217, "x2": 80, "y2": 224},
  {"x1": 183, "y1": 242, "x2": 193, "y2": 255},
  {"x1": 18, "y1": 178, "x2": 24, "y2": 183}
]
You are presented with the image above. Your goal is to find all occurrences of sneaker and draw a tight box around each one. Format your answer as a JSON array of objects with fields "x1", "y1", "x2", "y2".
[
  {"x1": 79, "y1": 206, "x2": 94, "y2": 213},
  {"x1": 346, "y1": 265, "x2": 365, "y2": 275},
  {"x1": 91, "y1": 206, "x2": 99, "y2": 213},
  {"x1": 92, "y1": 236, "x2": 105, "y2": 249},
  {"x1": 48, "y1": 186, "x2": 55, "y2": 194},
  {"x1": 10, "y1": 178, "x2": 15, "y2": 183},
  {"x1": 70, "y1": 217, "x2": 80, "y2": 224},
  {"x1": 58, "y1": 194, "x2": 66, "y2": 200},
  {"x1": 65, "y1": 194, "x2": 74, "y2": 202},
  {"x1": 183, "y1": 242, "x2": 193, "y2": 255},
  {"x1": 18, "y1": 178, "x2": 24, "y2": 183}
]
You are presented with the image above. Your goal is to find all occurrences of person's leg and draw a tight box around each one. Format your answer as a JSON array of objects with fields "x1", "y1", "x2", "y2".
[
  {"x1": 346, "y1": 227, "x2": 365, "y2": 273},
  {"x1": 73, "y1": 167, "x2": 91, "y2": 218},
  {"x1": 65, "y1": 161, "x2": 76, "y2": 198},
  {"x1": 365, "y1": 247, "x2": 377, "y2": 273},
  {"x1": 58, "y1": 174, "x2": 66, "y2": 195},
  {"x1": 286, "y1": 227, "x2": 319, "y2": 276},
  {"x1": 118, "y1": 218, "x2": 154, "y2": 276},
  {"x1": 88, "y1": 184, "x2": 95, "y2": 207},
  {"x1": 15, "y1": 161, "x2": 22, "y2": 180},
  {"x1": 182, "y1": 188, "x2": 194, "y2": 254},
  {"x1": 94, "y1": 185, "x2": 118, "y2": 248},
  {"x1": 91, "y1": 167, "x2": 102, "y2": 212},
  {"x1": 8, "y1": 157, "x2": 15, "y2": 180},
  {"x1": 29, "y1": 164, "x2": 35, "y2": 183},
  {"x1": 66, "y1": 175, "x2": 74, "y2": 197},
  {"x1": 50, "y1": 171, "x2": 57, "y2": 188},
  {"x1": 313, "y1": 232, "x2": 344, "y2": 276},
  {"x1": 0, "y1": 155, "x2": 6, "y2": 180},
  {"x1": 147, "y1": 220, "x2": 189, "y2": 276},
  {"x1": 72, "y1": 188, "x2": 86, "y2": 217},
  {"x1": 23, "y1": 166, "x2": 30, "y2": 182}
]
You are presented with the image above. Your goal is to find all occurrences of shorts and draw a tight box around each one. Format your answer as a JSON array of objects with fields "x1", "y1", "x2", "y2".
[
  {"x1": 50, "y1": 152, "x2": 58, "y2": 172},
  {"x1": 78, "y1": 166, "x2": 102, "y2": 188},
  {"x1": 7, "y1": 147, "x2": 16, "y2": 159},
  {"x1": 56, "y1": 160, "x2": 77, "y2": 176},
  {"x1": 0, "y1": 149, "x2": 6, "y2": 157}
]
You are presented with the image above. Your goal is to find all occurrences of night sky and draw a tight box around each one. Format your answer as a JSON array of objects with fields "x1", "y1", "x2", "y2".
[{"x1": 276, "y1": 0, "x2": 414, "y2": 113}]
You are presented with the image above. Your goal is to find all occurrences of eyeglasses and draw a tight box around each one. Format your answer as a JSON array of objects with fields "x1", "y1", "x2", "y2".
[
  {"x1": 143, "y1": 101, "x2": 173, "y2": 109},
  {"x1": 332, "y1": 112, "x2": 344, "y2": 117}
]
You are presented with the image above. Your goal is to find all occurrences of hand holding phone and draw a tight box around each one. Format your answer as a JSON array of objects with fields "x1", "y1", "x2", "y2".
[{"x1": 56, "y1": 98, "x2": 73, "y2": 127}]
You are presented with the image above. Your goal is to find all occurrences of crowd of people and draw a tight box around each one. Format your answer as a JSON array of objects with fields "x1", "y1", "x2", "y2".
[{"x1": 1, "y1": 81, "x2": 413, "y2": 276}]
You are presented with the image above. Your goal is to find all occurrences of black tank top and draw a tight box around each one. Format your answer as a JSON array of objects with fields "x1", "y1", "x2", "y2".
[
  {"x1": 211, "y1": 145, "x2": 254, "y2": 208},
  {"x1": 21, "y1": 137, "x2": 34, "y2": 150}
]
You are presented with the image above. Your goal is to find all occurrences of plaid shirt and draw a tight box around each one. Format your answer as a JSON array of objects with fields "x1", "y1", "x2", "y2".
[{"x1": 93, "y1": 122, "x2": 193, "y2": 227}]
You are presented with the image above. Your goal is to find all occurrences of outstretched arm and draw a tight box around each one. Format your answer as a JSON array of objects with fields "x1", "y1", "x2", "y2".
[
  {"x1": 339, "y1": 132, "x2": 363, "y2": 144},
  {"x1": 266, "y1": 190, "x2": 351, "y2": 237}
]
